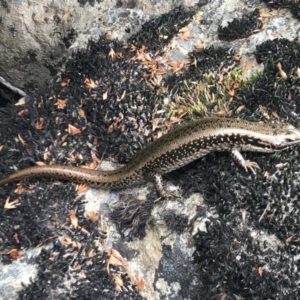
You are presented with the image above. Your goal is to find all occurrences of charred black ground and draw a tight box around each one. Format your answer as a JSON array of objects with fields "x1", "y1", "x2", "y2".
[
  {"x1": 218, "y1": 8, "x2": 262, "y2": 41},
  {"x1": 0, "y1": 2, "x2": 300, "y2": 300},
  {"x1": 0, "y1": 81, "x2": 23, "y2": 107},
  {"x1": 262, "y1": 0, "x2": 300, "y2": 20},
  {"x1": 127, "y1": 5, "x2": 198, "y2": 54}
]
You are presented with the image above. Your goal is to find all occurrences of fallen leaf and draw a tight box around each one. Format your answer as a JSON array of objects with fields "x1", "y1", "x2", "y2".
[
  {"x1": 107, "y1": 249, "x2": 128, "y2": 273},
  {"x1": 13, "y1": 233, "x2": 20, "y2": 244},
  {"x1": 275, "y1": 162, "x2": 289, "y2": 169},
  {"x1": 73, "y1": 264, "x2": 82, "y2": 271},
  {"x1": 61, "y1": 236, "x2": 82, "y2": 249},
  {"x1": 34, "y1": 118, "x2": 44, "y2": 130},
  {"x1": 84, "y1": 78, "x2": 98, "y2": 90},
  {"x1": 62, "y1": 11, "x2": 70, "y2": 20},
  {"x1": 69, "y1": 210, "x2": 78, "y2": 228},
  {"x1": 170, "y1": 116, "x2": 182, "y2": 124},
  {"x1": 277, "y1": 62, "x2": 287, "y2": 80},
  {"x1": 80, "y1": 227, "x2": 90, "y2": 235},
  {"x1": 215, "y1": 110, "x2": 226, "y2": 117},
  {"x1": 242, "y1": 61, "x2": 256, "y2": 74},
  {"x1": 286, "y1": 235, "x2": 294, "y2": 244},
  {"x1": 103, "y1": 90, "x2": 108, "y2": 100},
  {"x1": 14, "y1": 97, "x2": 26, "y2": 106},
  {"x1": 17, "y1": 109, "x2": 28, "y2": 116},
  {"x1": 134, "y1": 274, "x2": 145, "y2": 291},
  {"x1": 88, "y1": 249, "x2": 96, "y2": 258},
  {"x1": 18, "y1": 134, "x2": 26, "y2": 145},
  {"x1": 105, "y1": 32, "x2": 112, "y2": 40},
  {"x1": 78, "y1": 108, "x2": 85, "y2": 118},
  {"x1": 67, "y1": 124, "x2": 81, "y2": 135},
  {"x1": 236, "y1": 105, "x2": 245, "y2": 113},
  {"x1": 108, "y1": 48, "x2": 116, "y2": 60},
  {"x1": 14, "y1": 184, "x2": 25, "y2": 194},
  {"x1": 117, "y1": 90, "x2": 126, "y2": 101},
  {"x1": 54, "y1": 98, "x2": 68, "y2": 109},
  {"x1": 168, "y1": 61, "x2": 185, "y2": 73},
  {"x1": 77, "y1": 183, "x2": 89, "y2": 193},
  {"x1": 194, "y1": 44, "x2": 204, "y2": 51},
  {"x1": 112, "y1": 273, "x2": 124, "y2": 291},
  {"x1": 87, "y1": 211, "x2": 99, "y2": 223},
  {"x1": 61, "y1": 78, "x2": 70, "y2": 87},
  {"x1": 7, "y1": 249, "x2": 24, "y2": 260}
]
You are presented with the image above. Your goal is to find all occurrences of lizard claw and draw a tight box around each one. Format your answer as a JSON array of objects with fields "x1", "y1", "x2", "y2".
[{"x1": 243, "y1": 160, "x2": 260, "y2": 174}]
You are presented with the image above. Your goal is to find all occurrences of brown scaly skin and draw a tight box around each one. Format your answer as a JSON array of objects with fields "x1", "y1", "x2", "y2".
[{"x1": 1, "y1": 118, "x2": 300, "y2": 198}]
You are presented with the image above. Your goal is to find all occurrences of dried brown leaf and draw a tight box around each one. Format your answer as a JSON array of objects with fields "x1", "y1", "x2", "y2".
[
  {"x1": 61, "y1": 78, "x2": 70, "y2": 87},
  {"x1": 78, "y1": 108, "x2": 86, "y2": 118},
  {"x1": 77, "y1": 183, "x2": 89, "y2": 193},
  {"x1": 87, "y1": 211, "x2": 99, "y2": 223},
  {"x1": 88, "y1": 249, "x2": 96, "y2": 258},
  {"x1": 84, "y1": 78, "x2": 98, "y2": 90},
  {"x1": 61, "y1": 236, "x2": 81, "y2": 249},
  {"x1": 236, "y1": 105, "x2": 245, "y2": 113},
  {"x1": 134, "y1": 274, "x2": 145, "y2": 291},
  {"x1": 107, "y1": 249, "x2": 128, "y2": 273},
  {"x1": 108, "y1": 48, "x2": 116, "y2": 60},
  {"x1": 69, "y1": 210, "x2": 78, "y2": 228},
  {"x1": 62, "y1": 11, "x2": 70, "y2": 20},
  {"x1": 7, "y1": 249, "x2": 24, "y2": 260},
  {"x1": 14, "y1": 184, "x2": 25, "y2": 194},
  {"x1": 215, "y1": 110, "x2": 226, "y2": 117},
  {"x1": 18, "y1": 134, "x2": 26, "y2": 145},
  {"x1": 275, "y1": 162, "x2": 289, "y2": 169},
  {"x1": 170, "y1": 116, "x2": 182, "y2": 124},
  {"x1": 80, "y1": 227, "x2": 90, "y2": 235},
  {"x1": 68, "y1": 124, "x2": 81, "y2": 135},
  {"x1": 103, "y1": 90, "x2": 108, "y2": 100},
  {"x1": 54, "y1": 98, "x2": 68, "y2": 109},
  {"x1": 34, "y1": 118, "x2": 44, "y2": 130},
  {"x1": 194, "y1": 44, "x2": 204, "y2": 51},
  {"x1": 105, "y1": 32, "x2": 112, "y2": 40},
  {"x1": 286, "y1": 235, "x2": 294, "y2": 244},
  {"x1": 13, "y1": 233, "x2": 20, "y2": 244},
  {"x1": 14, "y1": 97, "x2": 26, "y2": 106},
  {"x1": 112, "y1": 273, "x2": 124, "y2": 291},
  {"x1": 168, "y1": 61, "x2": 185, "y2": 73},
  {"x1": 277, "y1": 62, "x2": 287, "y2": 80},
  {"x1": 17, "y1": 109, "x2": 28, "y2": 116},
  {"x1": 73, "y1": 264, "x2": 82, "y2": 271}
]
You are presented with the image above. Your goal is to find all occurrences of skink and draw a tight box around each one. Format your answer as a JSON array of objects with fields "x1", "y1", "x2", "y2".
[{"x1": 1, "y1": 117, "x2": 300, "y2": 198}]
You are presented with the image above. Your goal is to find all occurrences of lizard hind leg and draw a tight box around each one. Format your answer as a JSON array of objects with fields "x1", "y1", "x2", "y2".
[{"x1": 151, "y1": 174, "x2": 180, "y2": 201}]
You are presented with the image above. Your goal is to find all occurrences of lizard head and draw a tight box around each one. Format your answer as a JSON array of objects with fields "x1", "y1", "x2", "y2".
[{"x1": 272, "y1": 123, "x2": 300, "y2": 148}]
